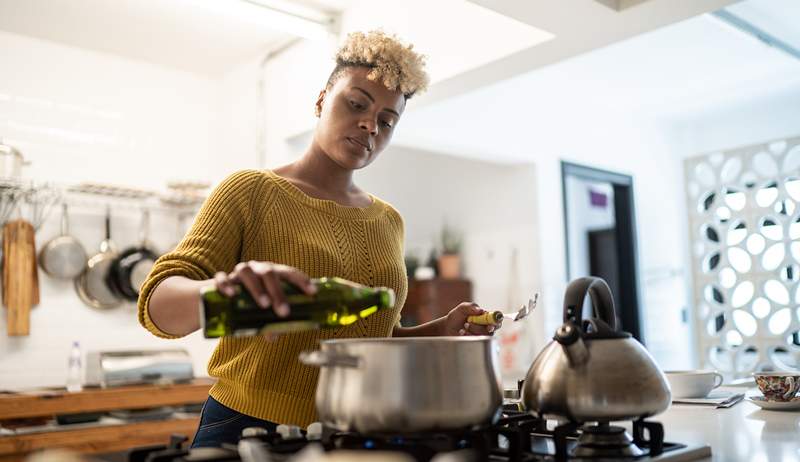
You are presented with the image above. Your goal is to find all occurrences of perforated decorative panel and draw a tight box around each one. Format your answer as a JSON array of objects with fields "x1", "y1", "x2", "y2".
[{"x1": 685, "y1": 136, "x2": 800, "y2": 378}]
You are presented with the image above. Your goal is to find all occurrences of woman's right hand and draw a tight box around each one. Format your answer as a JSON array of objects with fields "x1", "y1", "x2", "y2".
[{"x1": 214, "y1": 261, "x2": 317, "y2": 317}]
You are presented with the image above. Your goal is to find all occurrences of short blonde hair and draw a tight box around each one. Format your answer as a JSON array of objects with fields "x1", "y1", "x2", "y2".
[{"x1": 329, "y1": 30, "x2": 429, "y2": 98}]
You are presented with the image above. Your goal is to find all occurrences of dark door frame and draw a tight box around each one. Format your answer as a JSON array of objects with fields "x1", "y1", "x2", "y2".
[{"x1": 561, "y1": 161, "x2": 645, "y2": 344}]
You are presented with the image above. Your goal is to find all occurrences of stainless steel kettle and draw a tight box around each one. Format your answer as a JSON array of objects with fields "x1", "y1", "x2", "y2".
[{"x1": 522, "y1": 277, "x2": 671, "y2": 422}]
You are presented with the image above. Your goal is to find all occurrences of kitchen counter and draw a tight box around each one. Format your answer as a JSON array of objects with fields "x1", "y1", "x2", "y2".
[{"x1": 651, "y1": 387, "x2": 800, "y2": 461}]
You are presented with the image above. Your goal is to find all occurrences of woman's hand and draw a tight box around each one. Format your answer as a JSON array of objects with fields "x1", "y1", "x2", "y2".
[
  {"x1": 214, "y1": 261, "x2": 317, "y2": 317},
  {"x1": 442, "y1": 302, "x2": 502, "y2": 336}
]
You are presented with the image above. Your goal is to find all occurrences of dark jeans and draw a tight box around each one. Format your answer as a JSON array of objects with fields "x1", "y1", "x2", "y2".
[{"x1": 191, "y1": 396, "x2": 278, "y2": 448}]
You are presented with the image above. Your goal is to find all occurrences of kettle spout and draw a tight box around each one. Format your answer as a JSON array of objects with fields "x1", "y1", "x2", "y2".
[{"x1": 555, "y1": 323, "x2": 589, "y2": 366}]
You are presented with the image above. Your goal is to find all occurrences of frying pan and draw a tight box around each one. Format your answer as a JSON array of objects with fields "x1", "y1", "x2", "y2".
[
  {"x1": 75, "y1": 208, "x2": 122, "y2": 309},
  {"x1": 109, "y1": 210, "x2": 158, "y2": 302},
  {"x1": 39, "y1": 203, "x2": 88, "y2": 279}
]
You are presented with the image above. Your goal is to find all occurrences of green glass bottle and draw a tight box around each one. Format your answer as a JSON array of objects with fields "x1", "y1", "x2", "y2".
[{"x1": 199, "y1": 277, "x2": 396, "y2": 338}]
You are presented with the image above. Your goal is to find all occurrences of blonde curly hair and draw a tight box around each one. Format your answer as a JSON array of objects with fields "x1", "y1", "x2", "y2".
[{"x1": 327, "y1": 30, "x2": 429, "y2": 99}]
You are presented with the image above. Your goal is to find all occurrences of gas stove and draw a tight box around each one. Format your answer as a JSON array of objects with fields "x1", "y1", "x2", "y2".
[{"x1": 127, "y1": 411, "x2": 711, "y2": 462}]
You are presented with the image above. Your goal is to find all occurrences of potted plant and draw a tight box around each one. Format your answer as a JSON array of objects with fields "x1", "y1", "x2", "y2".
[{"x1": 437, "y1": 222, "x2": 463, "y2": 279}]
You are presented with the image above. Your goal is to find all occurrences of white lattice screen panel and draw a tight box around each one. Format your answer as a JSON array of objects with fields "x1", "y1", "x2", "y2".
[{"x1": 685, "y1": 136, "x2": 800, "y2": 379}]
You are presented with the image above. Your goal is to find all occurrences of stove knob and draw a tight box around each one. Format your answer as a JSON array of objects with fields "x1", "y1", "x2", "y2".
[
  {"x1": 276, "y1": 424, "x2": 302, "y2": 439},
  {"x1": 241, "y1": 426, "x2": 269, "y2": 438},
  {"x1": 306, "y1": 422, "x2": 323, "y2": 441}
]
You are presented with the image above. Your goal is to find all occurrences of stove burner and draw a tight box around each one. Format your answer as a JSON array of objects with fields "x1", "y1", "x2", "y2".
[
  {"x1": 127, "y1": 412, "x2": 703, "y2": 462},
  {"x1": 572, "y1": 424, "x2": 643, "y2": 458}
]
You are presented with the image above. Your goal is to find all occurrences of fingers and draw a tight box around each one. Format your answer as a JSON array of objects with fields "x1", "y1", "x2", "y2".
[
  {"x1": 260, "y1": 269, "x2": 289, "y2": 317},
  {"x1": 275, "y1": 266, "x2": 317, "y2": 296},
  {"x1": 236, "y1": 262, "x2": 271, "y2": 309},
  {"x1": 457, "y1": 302, "x2": 484, "y2": 316},
  {"x1": 224, "y1": 261, "x2": 315, "y2": 318},
  {"x1": 214, "y1": 271, "x2": 236, "y2": 297},
  {"x1": 463, "y1": 321, "x2": 498, "y2": 336}
]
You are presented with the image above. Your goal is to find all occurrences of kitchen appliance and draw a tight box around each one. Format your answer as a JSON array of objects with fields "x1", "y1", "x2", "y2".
[
  {"x1": 522, "y1": 277, "x2": 671, "y2": 422},
  {"x1": 299, "y1": 336, "x2": 502, "y2": 433},
  {"x1": 126, "y1": 410, "x2": 712, "y2": 461},
  {"x1": 85, "y1": 348, "x2": 194, "y2": 388}
]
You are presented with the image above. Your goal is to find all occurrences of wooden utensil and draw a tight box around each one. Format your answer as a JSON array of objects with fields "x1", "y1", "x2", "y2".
[
  {"x1": 3, "y1": 221, "x2": 10, "y2": 308},
  {"x1": 29, "y1": 226, "x2": 39, "y2": 307},
  {"x1": 4, "y1": 219, "x2": 36, "y2": 336}
]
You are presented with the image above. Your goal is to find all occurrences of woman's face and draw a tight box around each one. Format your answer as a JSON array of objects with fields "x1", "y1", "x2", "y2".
[{"x1": 314, "y1": 67, "x2": 406, "y2": 170}]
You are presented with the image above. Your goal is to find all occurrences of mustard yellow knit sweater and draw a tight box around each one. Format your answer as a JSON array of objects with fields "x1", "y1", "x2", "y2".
[{"x1": 138, "y1": 169, "x2": 408, "y2": 426}]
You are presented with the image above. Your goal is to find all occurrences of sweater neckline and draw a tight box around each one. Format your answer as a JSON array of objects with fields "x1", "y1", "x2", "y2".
[{"x1": 264, "y1": 169, "x2": 385, "y2": 220}]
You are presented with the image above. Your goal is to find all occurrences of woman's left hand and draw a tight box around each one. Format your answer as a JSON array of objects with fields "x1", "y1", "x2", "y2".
[{"x1": 441, "y1": 302, "x2": 502, "y2": 336}]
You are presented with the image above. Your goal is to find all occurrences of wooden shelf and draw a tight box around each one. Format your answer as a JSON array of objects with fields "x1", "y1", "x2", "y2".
[
  {"x1": 402, "y1": 278, "x2": 472, "y2": 325},
  {"x1": 0, "y1": 379, "x2": 213, "y2": 460},
  {"x1": 0, "y1": 379, "x2": 213, "y2": 420},
  {"x1": 0, "y1": 418, "x2": 199, "y2": 462}
]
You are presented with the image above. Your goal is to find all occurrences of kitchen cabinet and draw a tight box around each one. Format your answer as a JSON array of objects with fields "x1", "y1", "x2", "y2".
[
  {"x1": 402, "y1": 278, "x2": 472, "y2": 325},
  {"x1": 0, "y1": 379, "x2": 212, "y2": 461}
]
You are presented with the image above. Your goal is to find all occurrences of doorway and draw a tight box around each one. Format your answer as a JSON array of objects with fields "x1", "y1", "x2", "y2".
[{"x1": 561, "y1": 161, "x2": 644, "y2": 343}]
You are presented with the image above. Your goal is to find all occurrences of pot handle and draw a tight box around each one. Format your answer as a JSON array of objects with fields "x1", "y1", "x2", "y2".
[
  {"x1": 563, "y1": 277, "x2": 617, "y2": 331},
  {"x1": 299, "y1": 350, "x2": 361, "y2": 368}
]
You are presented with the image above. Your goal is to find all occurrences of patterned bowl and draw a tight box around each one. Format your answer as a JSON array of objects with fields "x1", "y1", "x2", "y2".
[{"x1": 753, "y1": 372, "x2": 800, "y2": 402}]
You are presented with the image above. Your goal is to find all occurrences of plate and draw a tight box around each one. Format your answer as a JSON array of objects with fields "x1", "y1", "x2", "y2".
[{"x1": 746, "y1": 396, "x2": 800, "y2": 411}]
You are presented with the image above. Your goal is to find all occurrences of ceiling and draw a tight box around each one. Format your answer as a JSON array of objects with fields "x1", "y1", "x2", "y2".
[
  {"x1": 0, "y1": 0, "x2": 350, "y2": 76},
  {"x1": 391, "y1": 0, "x2": 800, "y2": 162}
]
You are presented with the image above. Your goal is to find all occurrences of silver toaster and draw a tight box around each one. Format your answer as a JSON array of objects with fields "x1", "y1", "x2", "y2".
[{"x1": 85, "y1": 348, "x2": 194, "y2": 388}]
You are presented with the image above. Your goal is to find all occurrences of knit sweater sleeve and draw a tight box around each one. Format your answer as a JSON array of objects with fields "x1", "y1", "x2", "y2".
[{"x1": 137, "y1": 170, "x2": 266, "y2": 339}]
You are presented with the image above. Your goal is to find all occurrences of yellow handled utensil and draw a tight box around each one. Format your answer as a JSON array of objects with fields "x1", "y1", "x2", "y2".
[{"x1": 467, "y1": 293, "x2": 538, "y2": 326}]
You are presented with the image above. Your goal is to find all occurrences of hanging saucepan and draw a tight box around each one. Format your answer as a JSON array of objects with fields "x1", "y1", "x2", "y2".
[
  {"x1": 75, "y1": 208, "x2": 122, "y2": 309},
  {"x1": 39, "y1": 203, "x2": 88, "y2": 279},
  {"x1": 0, "y1": 138, "x2": 30, "y2": 180},
  {"x1": 108, "y1": 209, "x2": 159, "y2": 302}
]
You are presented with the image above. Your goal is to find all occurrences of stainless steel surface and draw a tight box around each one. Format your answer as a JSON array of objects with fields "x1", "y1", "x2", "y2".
[
  {"x1": 572, "y1": 424, "x2": 643, "y2": 457},
  {"x1": 39, "y1": 203, "x2": 87, "y2": 279},
  {"x1": 0, "y1": 139, "x2": 26, "y2": 179},
  {"x1": 523, "y1": 277, "x2": 671, "y2": 422},
  {"x1": 85, "y1": 348, "x2": 193, "y2": 387},
  {"x1": 300, "y1": 336, "x2": 502, "y2": 433},
  {"x1": 76, "y1": 209, "x2": 121, "y2": 309},
  {"x1": 511, "y1": 293, "x2": 537, "y2": 321}
]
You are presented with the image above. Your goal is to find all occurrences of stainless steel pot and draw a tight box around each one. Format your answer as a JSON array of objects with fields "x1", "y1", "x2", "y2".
[
  {"x1": 300, "y1": 336, "x2": 502, "y2": 433},
  {"x1": 0, "y1": 139, "x2": 29, "y2": 180}
]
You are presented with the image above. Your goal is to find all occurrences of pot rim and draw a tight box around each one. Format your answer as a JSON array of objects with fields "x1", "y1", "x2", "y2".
[{"x1": 321, "y1": 335, "x2": 495, "y2": 345}]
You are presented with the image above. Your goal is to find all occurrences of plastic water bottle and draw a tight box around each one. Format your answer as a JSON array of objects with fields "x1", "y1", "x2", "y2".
[{"x1": 66, "y1": 341, "x2": 83, "y2": 392}]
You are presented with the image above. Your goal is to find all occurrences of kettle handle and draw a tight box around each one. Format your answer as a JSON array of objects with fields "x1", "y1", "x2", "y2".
[{"x1": 563, "y1": 277, "x2": 617, "y2": 330}]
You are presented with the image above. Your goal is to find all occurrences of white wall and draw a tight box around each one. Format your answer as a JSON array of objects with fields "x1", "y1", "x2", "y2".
[{"x1": 0, "y1": 31, "x2": 263, "y2": 391}]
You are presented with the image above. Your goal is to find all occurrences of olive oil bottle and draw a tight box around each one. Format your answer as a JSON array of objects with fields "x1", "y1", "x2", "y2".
[{"x1": 200, "y1": 277, "x2": 395, "y2": 338}]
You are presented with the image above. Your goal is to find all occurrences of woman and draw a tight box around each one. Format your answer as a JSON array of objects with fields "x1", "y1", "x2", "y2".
[{"x1": 138, "y1": 30, "x2": 499, "y2": 448}]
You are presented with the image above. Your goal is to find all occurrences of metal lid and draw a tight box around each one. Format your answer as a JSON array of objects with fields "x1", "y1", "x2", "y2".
[{"x1": 0, "y1": 138, "x2": 22, "y2": 157}]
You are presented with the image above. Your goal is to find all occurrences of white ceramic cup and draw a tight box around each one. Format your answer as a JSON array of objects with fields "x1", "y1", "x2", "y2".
[{"x1": 664, "y1": 370, "x2": 724, "y2": 399}]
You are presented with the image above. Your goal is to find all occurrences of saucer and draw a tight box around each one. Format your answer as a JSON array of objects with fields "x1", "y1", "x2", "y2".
[{"x1": 746, "y1": 395, "x2": 800, "y2": 411}]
